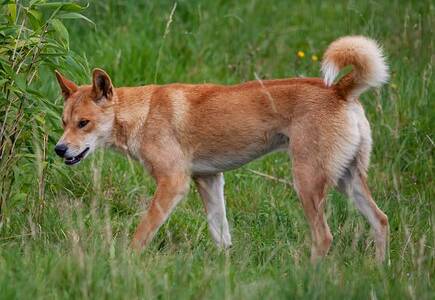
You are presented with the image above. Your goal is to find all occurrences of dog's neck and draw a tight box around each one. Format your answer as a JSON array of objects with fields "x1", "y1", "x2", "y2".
[
  {"x1": 109, "y1": 85, "x2": 155, "y2": 156},
  {"x1": 112, "y1": 114, "x2": 129, "y2": 154}
]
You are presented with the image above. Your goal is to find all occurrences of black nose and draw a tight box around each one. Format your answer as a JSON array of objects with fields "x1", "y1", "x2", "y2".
[{"x1": 55, "y1": 144, "x2": 68, "y2": 157}]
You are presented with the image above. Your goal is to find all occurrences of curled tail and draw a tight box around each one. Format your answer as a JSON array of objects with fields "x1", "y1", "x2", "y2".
[{"x1": 321, "y1": 36, "x2": 389, "y2": 98}]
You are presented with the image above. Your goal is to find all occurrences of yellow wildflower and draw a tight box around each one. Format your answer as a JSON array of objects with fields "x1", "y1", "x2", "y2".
[
  {"x1": 311, "y1": 55, "x2": 318, "y2": 62},
  {"x1": 297, "y1": 50, "x2": 305, "y2": 58}
]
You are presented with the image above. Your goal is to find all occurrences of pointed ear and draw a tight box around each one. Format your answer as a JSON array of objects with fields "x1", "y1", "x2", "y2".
[
  {"x1": 92, "y1": 68, "x2": 113, "y2": 101},
  {"x1": 55, "y1": 70, "x2": 78, "y2": 99}
]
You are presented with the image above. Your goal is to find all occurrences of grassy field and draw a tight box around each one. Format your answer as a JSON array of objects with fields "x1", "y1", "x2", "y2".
[{"x1": 1, "y1": 0, "x2": 434, "y2": 299}]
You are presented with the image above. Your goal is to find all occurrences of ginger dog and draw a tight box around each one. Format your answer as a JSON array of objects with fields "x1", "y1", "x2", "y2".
[{"x1": 55, "y1": 36, "x2": 389, "y2": 262}]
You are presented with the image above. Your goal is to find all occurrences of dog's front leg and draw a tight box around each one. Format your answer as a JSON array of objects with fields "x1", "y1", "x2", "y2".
[
  {"x1": 194, "y1": 173, "x2": 232, "y2": 249},
  {"x1": 131, "y1": 173, "x2": 190, "y2": 250}
]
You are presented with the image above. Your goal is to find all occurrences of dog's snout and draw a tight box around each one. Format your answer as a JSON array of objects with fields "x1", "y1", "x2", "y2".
[{"x1": 55, "y1": 144, "x2": 68, "y2": 157}]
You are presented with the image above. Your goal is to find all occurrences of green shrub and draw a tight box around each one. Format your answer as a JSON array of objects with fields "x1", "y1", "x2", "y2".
[{"x1": 0, "y1": 0, "x2": 92, "y2": 222}]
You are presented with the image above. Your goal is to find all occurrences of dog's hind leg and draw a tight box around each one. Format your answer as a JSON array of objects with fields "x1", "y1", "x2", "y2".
[
  {"x1": 337, "y1": 165, "x2": 389, "y2": 263},
  {"x1": 292, "y1": 161, "x2": 333, "y2": 263},
  {"x1": 194, "y1": 173, "x2": 232, "y2": 249}
]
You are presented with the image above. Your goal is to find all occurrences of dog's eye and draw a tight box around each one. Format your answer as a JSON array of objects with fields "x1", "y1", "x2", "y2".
[{"x1": 78, "y1": 120, "x2": 89, "y2": 129}]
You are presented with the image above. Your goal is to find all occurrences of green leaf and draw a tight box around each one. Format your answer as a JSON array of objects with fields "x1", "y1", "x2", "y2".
[
  {"x1": 43, "y1": 41, "x2": 67, "y2": 52},
  {"x1": 33, "y1": 2, "x2": 87, "y2": 12},
  {"x1": 10, "y1": 192, "x2": 27, "y2": 203},
  {"x1": 26, "y1": 88, "x2": 43, "y2": 98},
  {"x1": 40, "y1": 52, "x2": 66, "y2": 58},
  {"x1": 27, "y1": 9, "x2": 42, "y2": 22},
  {"x1": 27, "y1": 9, "x2": 43, "y2": 31},
  {"x1": 7, "y1": 85, "x2": 24, "y2": 95},
  {"x1": 7, "y1": 3, "x2": 16, "y2": 23},
  {"x1": 29, "y1": 0, "x2": 43, "y2": 6},
  {"x1": 333, "y1": 65, "x2": 354, "y2": 85},
  {"x1": 50, "y1": 19, "x2": 69, "y2": 48},
  {"x1": 0, "y1": 46, "x2": 9, "y2": 55},
  {"x1": 1, "y1": 1, "x2": 16, "y2": 6},
  {"x1": 14, "y1": 74, "x2": 27, "y2": 91},
  {"x1": 0, "y1": 25, "x2": 17, "y2": 36},
  {"x1": 58, "y1": 12, "x2": 95, "y2": 26},
  {"x1": 35, "y1": 114, "x2": 45, "y2": 125}
]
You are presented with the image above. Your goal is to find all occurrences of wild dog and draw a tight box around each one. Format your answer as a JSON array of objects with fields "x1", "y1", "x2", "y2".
[{"x1": 55, "y1": 36, "x2": 389, "y2": 263}]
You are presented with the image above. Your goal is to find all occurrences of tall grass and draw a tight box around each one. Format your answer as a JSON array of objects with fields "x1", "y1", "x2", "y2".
[{"x1": 0, "y1": 1, "x2": 433, "y2": 299}]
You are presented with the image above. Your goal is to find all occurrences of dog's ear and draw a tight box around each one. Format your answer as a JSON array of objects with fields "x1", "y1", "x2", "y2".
[
  {"x1": 92, "y1": 68, "x2": 113, "y2": 102},
  {"x1": 55, "y1": 70, "x2": 78, "y2": 99}
]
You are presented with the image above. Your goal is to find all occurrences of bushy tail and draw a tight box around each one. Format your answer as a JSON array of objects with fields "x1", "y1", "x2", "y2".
[{"x1": 321, "y1": 36, "x2": 389, "y2": 98}]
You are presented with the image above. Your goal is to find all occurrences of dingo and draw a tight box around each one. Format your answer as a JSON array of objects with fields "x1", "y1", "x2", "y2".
[{"x1": 55, "y1": 36, "x2": 389, "y2": 262}]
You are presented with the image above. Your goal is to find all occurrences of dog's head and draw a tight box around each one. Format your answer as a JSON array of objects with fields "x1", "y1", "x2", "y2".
[{"x1": 54, "y1": 69, "x2": 115, "y2": 165}]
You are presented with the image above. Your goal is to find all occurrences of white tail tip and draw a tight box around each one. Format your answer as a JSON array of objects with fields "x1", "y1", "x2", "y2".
[{"x1": 321, "y1": 36, "x2": 389, "y2": 96}]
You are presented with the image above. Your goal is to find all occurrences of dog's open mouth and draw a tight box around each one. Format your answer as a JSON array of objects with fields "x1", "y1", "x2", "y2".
[{"x1": 64, "y1": 147, "x2": 90, "y2": 165}]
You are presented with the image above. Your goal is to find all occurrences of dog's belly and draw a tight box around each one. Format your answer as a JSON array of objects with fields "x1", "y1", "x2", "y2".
[{"x1": 191, "y1": 133, "x2": 289, "y2": 175}]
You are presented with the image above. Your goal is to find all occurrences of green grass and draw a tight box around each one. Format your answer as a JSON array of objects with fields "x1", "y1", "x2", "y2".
[{"x1": 1, "y1": 0, "x2": 434, "y2": 299}]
